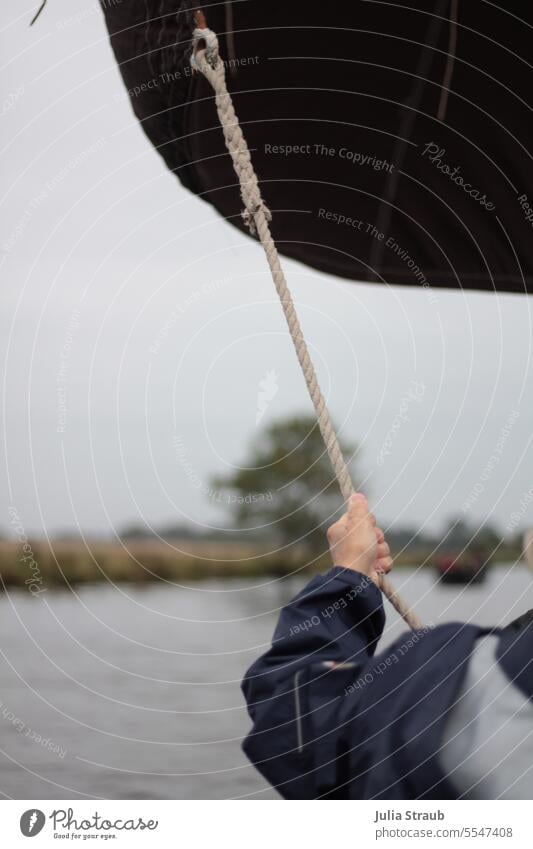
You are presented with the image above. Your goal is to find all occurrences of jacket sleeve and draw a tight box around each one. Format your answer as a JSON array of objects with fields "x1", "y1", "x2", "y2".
[{"x1": 241, "y1": 566, "x2": 385, "y2": 798}]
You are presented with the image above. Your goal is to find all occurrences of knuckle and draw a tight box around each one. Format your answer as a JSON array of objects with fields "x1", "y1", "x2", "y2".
[{"x1": 327, "y1": 522, "x2": 339, "y2": 541}]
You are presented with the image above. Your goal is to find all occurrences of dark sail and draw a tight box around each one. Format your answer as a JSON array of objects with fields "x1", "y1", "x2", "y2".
[{"x1": 101, "y1": 1, "x2": 533, "y2": 294}]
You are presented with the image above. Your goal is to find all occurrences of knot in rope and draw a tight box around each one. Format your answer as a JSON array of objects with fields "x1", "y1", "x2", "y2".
[
  {"x1": 242, "y1": 203, "x2": 272, "y2": 236},
  {"x1": 190, "y1": 26, "x2": 220, "y2": 70},
  {"x1": 191, "y1": 30, "x2": 273, "y2": 236}
]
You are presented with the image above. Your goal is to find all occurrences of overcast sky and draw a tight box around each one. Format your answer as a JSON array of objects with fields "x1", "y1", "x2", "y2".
[{"x1": 1, "y1": 0, "x2": 533, "y2": 541}]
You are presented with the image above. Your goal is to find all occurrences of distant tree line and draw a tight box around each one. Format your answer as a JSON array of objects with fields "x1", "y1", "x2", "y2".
[{"x1": 119, "y1": 415, "x2": 521, "y2": 563}]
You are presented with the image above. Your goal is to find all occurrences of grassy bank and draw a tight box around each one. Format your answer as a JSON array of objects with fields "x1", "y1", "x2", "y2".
[
  {"x1": 0, "y1": 538, "x2": 522, "y2": 590},
  {"x1": 0, "y1": 538, "x2": 333, "y2": 590}
]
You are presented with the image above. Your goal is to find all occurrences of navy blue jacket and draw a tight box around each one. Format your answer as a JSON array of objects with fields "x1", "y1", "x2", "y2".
[{"x1": 241, "y1": 567, "x2": 531, "y2": 799}]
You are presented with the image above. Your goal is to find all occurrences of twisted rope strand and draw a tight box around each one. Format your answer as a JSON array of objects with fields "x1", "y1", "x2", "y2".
[{"x1": 191, "y1": 30, "x2": 422, "y2": 631}]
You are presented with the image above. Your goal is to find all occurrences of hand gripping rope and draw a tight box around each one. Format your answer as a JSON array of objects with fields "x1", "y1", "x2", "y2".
[{"x1": 190, "y1": 16, "x2": 422, "y2": 631}]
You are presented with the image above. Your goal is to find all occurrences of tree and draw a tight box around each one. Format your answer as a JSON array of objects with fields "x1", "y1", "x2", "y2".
[
  {"x1": 439, "y1": 516, "x2": 502, "y2": 556},
  {"x1": 212, "y1": 414, "x2": 360, "y2": 548}
]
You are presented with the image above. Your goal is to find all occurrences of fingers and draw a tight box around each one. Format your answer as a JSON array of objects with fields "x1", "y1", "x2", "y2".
[
  {"x1": 347, "y1": 493, "x2": 374, "y2": 515},
  {"x1": 347, "y1": 493, "x2": 374, "y2": 525},
  {"x1": 375, "y1": 527, "x2": 392, "y2": 572},
  {"x1": 375, "y1": 556, "x2": 393, "y2": 574},
  {"x1": 344, "y1": 499, "x2": 389, "y2": 551},
  {"x1": 326, "y1": 517, "x2": 344, "y2": 543},
  {"x1": 327, "y1": 511, "x2": 353, "y2": 543},
  {"x1": 327, "y1": 493, "x2": 394, "y2": 578},
  {"x1": 376, "y1": 540, "x2": 390, "y2": 560},
  {"x1": 347, "y1": 493, "x2": 368, "y2": 517},
  {"x1": 331, "y1": 496, "x2": 388, "y2": 545}
]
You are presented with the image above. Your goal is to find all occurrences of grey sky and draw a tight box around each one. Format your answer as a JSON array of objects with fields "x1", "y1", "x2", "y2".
[{"x1": 1, "y1": 0, "x2": 532, "y2": 539}]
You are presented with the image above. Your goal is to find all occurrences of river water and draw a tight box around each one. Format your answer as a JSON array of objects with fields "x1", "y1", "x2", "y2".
[{"x1": 1, "y1": 564, "x2": 532, "y2": 799}]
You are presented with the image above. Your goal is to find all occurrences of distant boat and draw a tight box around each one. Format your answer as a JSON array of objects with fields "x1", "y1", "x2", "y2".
[
  {"x1": 435, "y1": 550, "x2": 487, "y2": 585},
  {"x1": 523, "y1": 531, "x2": 533, "y2": 574}
]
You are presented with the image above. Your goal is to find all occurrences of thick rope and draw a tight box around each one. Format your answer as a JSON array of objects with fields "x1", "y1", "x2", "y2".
[{"x1": 191, "y1": 29, "x2": 422, "y2": 631}]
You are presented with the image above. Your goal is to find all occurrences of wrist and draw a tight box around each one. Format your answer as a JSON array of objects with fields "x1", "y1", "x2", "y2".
[
  {"x1": 330, "y1": 555, "x2": 374, "y2": 578},
  {"x1": 329, "y1": 565, "x2": 377, "y2": 591}
]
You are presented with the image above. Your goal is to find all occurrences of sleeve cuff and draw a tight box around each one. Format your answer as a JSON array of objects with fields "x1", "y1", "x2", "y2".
[{"x1": 329, "y1": 565, "x2": 382, "y2": 598}]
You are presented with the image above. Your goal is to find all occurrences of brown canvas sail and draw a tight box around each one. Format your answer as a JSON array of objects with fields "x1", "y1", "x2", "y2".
[{"x1": 101, "y1": 0, "x2": 533, "y2": 294}]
